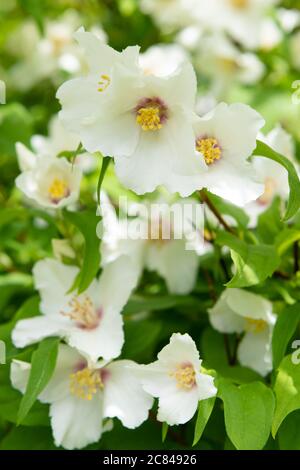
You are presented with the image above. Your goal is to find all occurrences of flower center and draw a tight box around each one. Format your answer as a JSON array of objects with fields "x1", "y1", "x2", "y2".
[
  {"x1": 170, "y1": 364, "x2": 196, "y2": 390},
  {"x1": 61, "y1": 295, "x2": 101, "y2": 330},
  {"x1": 245, "y1": 317, "x2": 267, "y2": 333},
  {"x1": 196, "y1": 137, "x2": 222, "y2": 165},
  {"x1": 48, "y1": 178, "x2": 69, "y2": 203},
  {"x1": 97, "y1": 74, "x2": 111, "y2": 92},
  {"x1": 69, "y1": 367, "x2": 103, "y2": 400},
  {"x1": 230, "y1": 0, "x2": 248, "y2": 8},
  {"x1": 148, "y1": 217, "x2": 172, "y2": 243},
  {"x1": 135, "y1": 97, "x2": 168, "y2": 132},
  {"x1": 257, "y1": 177, "x2": 277, "y2": 205}
]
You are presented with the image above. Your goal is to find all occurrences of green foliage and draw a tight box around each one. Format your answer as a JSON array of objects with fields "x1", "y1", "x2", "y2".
[
  {"x1": 216, "y1": 232, "x2": 280, "y2": 288},
  {"x1": 218, "y1": 379, "x2": 275, "y2": 450},
  {"x1": 272, "y1": 303, "x2": 300, "y2": 369},
  {"x1": 272, "y1": 355, "x2": 300, "y2": 437},
  {"x1": 253, "y1": 140, "x2": 300, "y2": 221},
  {"x1": 17, "y1": 337, "x2": 59, "y2": 425},
  {"x1": 193, "y1": 397, "x2": 216, "y2": 446}
]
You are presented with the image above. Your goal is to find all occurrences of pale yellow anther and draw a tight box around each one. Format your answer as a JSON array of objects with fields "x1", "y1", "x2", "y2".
[
  {"x1": 196, "y1": 137, "x2": 222, "y2": 165},
  {"x1": 98, "y1": 74, "x2": 111, "y2": 92},
  {"x1": 245, "y1": 318, "x2": 267, "y2": 334},
  {"x1": 230, "y1": 0, "x2": 248, "y2": 8},
  {"x1": 69, "y1": 367, "x2": 103, "y2": 400},
  {"x1": 170, "y1": 365, "x2": 196, "y2": 390},
  {"x1": 61, "y1": 295, "x2": 99, "y2": 329},
  {"x1": 136, "y1": 106, "x2": 162, "y2": 131},
  {"x1": 258, "y1": 177, "x2": 277, "y2": 205},
  {"x1": 48, "y1": 178, "x2": 69, "y2": 201}
]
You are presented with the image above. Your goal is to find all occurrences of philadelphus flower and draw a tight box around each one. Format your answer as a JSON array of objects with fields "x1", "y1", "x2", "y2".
[
  {"x1": 98, "y1": 193, "x2": 207, "y2": 295},
  {"x1": 196, "y1": 0, "x2": 280, "y2": 50},
  {"x1": 11, "y1": 344, "x2": 153, "y2": 449},
  {"x1": 15, "y1": 148, "x2": 82, "y2": 209},
  {"x1": 191, "y1": 102, "x2": 265, "y2": 206},
  {"x1": 133, "y1": 333, "x2": 217, "y2": 425},
  {"x1": 141, "y1": 0, "x2": 197, "y2": 31},
  {"x1": 245, "y1": 125, "x2": 296, "y2": 227},
  {"x1": 9, "y1": 12, "x2": 107, "y2": 91},
  {"x1": 57, "y1": 29, "x2": 199, "y2": 196},
  {"x1": 194, "y1": 34, "x2": 265, "y2": 96},
  {"x1": 30, "y1": 115, "x2": 96, "y2": 174},
  {"x1": 12, "y1": 257, "x2": 137, "y2": 361},
  {"x1": 208, "y1": 288, "x2": 276, "y2": 376}
]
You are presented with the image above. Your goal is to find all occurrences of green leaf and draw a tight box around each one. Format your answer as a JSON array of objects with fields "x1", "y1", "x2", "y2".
[
  {"x1": 218, "y1": 379, "x2": 275, "y2": 450},
  {"x1": 278, "y1": 410, "x2": 300, "y2": 450},
  {"x1": 0, "y1": 426, "x2": 55, "y2": 450},
  {"x1": 162, "y1": 422, "x2": 168, "y2": 443},
  {"x1": 64, "y1": 209, "x2": 100, "y2": 294},
  {"x1": 123, "y1": 319, "x2": 162, "y2": 362},
  {"x1": 275, "y1": 228, "x2": 300, "y2": 256},
  {"x1": 97, "y1": 156, "x2": 112, "y2": 205},
  {"x1": 193, "y1": 396, "x2": 216, "y2": 446},
  {"x1": 17, "y1": 337, "x2": 59, "y2": 425},
  {"x1": 272, "y1": 303, "x2": 300, "y2": 369},
  {"x1": 216, "y1": 231, "x2": 280, "y2": 287},
  {"x1": 206, "y1": 192, "x2": 249, "y2": 228},
  {"x1": 256, "y1": 197, "x2": 284, "y2": 243},
  {"x1": 272, "y1": 355, "x2": 300, "y2": 437},
  {"x1": 253, "y1": 140, "x2": 300, "y2": 221},
  {"x1": 17, "y1": 0, "x2": 44, "y2": 34}
]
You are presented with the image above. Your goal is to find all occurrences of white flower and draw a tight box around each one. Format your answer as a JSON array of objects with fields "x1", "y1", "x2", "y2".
[
  {"x1": 190, "y1": 102, "x2": 265, "y2": 206},
  {"x1": 245, "y1": 125, "x2": 296, "y2": 227},
  {"x1": 57, "y1": 29, "x2": 199, "y2": 196},
  {"x1": 132, "y1": 333, "x2": 217, "y2": 425},
  {"x1": 15, "y1": 149, "x2": 82, "y2": 209},
  {"x1": 31, "y1": 115, "x2": 96, "y2": 174},
  {"x1": 99, "y1": 193, "x2": 207, "y2": 295},
  {"x1": 193, "y1": 33, "x2": 265, "y2": 97},
  {"x1": 208, "y1": 288, "x2": 276, "y2": 376},
  {"x1": 10, "y1": 344, "x2": 153, "y2": 449},
  {"x1": 196, "y1": 0, "x2": 280, "y2": 50},
  {"x1": 140, "y1": 0, "x2": 197, "y2": 31},
  {"x1": 8, "y1": 13, "x2": 107, "y2": 91},
  {"x1": 139, "y1": 44, "x2": 187, "y2": 77},
  {"x1": 12, "y1": 257, "x2": 138, "y2": 361},
  {"x1": 0, "y1": 80, "x2": 5, "y2": 104}
]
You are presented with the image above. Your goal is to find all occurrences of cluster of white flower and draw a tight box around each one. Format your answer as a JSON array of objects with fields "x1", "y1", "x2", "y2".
[{"x1": 11, "y1": 28, "x2": 285, "y2": 450}]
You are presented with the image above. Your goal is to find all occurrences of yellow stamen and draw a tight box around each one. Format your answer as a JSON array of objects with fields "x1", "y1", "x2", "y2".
[
  {"x1": 69, "y1": 367, "x2": 103, "y2": 400},
  {"x1": 218, "y1": 57, "x2": 239, "y2": 74},
  {"x1": 61, "y1": 295, "x2": 99, "y2": 329},
  {"x1": 170, "y1": 365, "x2": 196, "y2": 390},
  {"x1": 136, "y1": 107, "x2": 162, "y2": 131},
  {"x1": 196, "y1": 137, "x2": 221, "y2": 165},
  {"x1": 98, "y1": 74, "x2": 111, "y2": 92},
  {"x1": 245, "y1": 318, "x2": 267, "y2": 334},
  {"x1": 230, "y1": 0, "x2": 248, "y2": 8},
  {"x1": 48, "y1": 178, "x2": 69, "y2": 201}
]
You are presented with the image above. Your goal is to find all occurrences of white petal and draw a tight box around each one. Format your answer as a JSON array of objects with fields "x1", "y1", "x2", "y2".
[
  {"x1": 157, "y1": 387, "x2": 199, "y2": 425},
  {"x1": 130, "y1": 362, "x2": 176, "y2": 398},
  {"x1": 33, "y1": 258, "x2": 79, "y2": 317},
  {"x1": 145, "y1": 240, "x2": 199, "y2": 294},
  {"x1": 16, "y1": 142, "x2": 37, "y2": 171},
  {"x1": 12, "y1": 315, "x2": 68, "y2": 348},
  {"x1": 225, "y1": 288, "x2": 274, "y2": 322},
  {"x1": 67, "y1": 308, "x2": 124, "y2": 362},
  {"x1": 39, "y1": 344, "x2": 84, "y2": 404},
  {"x1": 238, "y1": 329, "x2": 273, "y2": 376},
  {"x1": 98, "y1": 255, "x2": 140, "y2": 312},
  {"x1": 208, "y1": 290, "x2": 246, "y2": 334},
  {"x1": 10, "y1": 360, "x2": 31, "y2": 394},
  {"x1": 195, "y1": 372, "x2": 217, "y2": 400},
  {"x1": 50, "y1": 393, "x2": 103, "y2": 449},
  {"x1": 103, "y1": 360, "x2": 153, "y2": 428},
  {"x1": 157, "y1": 333, "x2": 201, "y2": 370}
]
